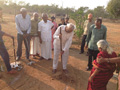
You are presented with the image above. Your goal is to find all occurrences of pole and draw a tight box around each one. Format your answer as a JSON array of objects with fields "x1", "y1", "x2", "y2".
[
  {"x1": 13, "y1": 38, "x2": 16, "y2": 65},
  {"x1": 60, "y1": 27, "x2": 63, "y2": 69}
]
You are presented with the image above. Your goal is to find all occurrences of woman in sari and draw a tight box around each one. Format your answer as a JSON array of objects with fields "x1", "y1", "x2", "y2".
[
  {"x1": 51, "y1": 16, "x2": 58, "y2": 50},
  {"x1": 87, "y1": 40, "x2": 117, "y2": 90}
]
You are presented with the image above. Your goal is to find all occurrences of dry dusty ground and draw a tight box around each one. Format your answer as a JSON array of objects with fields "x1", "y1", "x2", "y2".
[{"x1": 0, "y1": 14, "x2": 120, "y2": 90}]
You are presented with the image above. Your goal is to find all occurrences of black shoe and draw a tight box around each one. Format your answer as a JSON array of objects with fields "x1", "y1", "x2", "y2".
[
  {"x1": 39, "y1": 57, "x2": 44, "y2": 60},
  {"x1": 52, "y1": 69, "x2": 57, "y2": 74},
  {"x1": 48, "y1": 58, "x2": 52, "y2": 61},
  {"x1": 36, "y1": 54, "x2": 40, "y2": 57},
  {"x1": 86, "y1": 67, "x2": 92, "y2": 71}
]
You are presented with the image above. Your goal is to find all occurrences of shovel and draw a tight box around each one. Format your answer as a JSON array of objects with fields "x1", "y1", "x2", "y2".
[{"x1": 10, "y1": 38, "x2": 22, "y2": 71}]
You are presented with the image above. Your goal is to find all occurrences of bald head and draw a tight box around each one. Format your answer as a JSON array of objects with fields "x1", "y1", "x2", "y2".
[
  {"x1": 42, "y1": 13, "x2": 48, "y2": 23},
  {"x1": 20, "y1": 8, "x2": 27, "y2": 18},
  {"x1": 65, "y1": 23, "x2": 75, "y2": 33},
  {"x1": 20, "y1": 8, "x2": 27, "y2": 12},
  {"x1": 88, "y1": 13, "x2": 93, "y2": 22}
]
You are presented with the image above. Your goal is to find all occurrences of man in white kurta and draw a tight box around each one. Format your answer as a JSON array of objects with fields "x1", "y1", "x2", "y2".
[
  {"x1": 53, "y1": 23, "x2": 75, "y2": 73},
  {"x1": 38, "y1": 13, "x2": 54, "y2": 60}
]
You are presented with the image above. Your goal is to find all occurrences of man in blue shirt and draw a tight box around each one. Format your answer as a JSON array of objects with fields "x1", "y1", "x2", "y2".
[{"x1": 85, "y1": 18, "x2": 107, "y2": 71}]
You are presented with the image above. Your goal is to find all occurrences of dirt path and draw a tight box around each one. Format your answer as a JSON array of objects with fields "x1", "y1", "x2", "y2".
[{"x1": 0, "y1": 49, "x2": 117, "y2": 90}]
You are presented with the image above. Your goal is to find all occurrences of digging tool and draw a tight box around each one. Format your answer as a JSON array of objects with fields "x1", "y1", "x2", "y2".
[
  {"x1": 10, "y1": 38, "x2": 22, "y2": 71},
  {"x1": 0, "y1": 65, "x2": 4, "y2": 72},
  {"x1": 0, "y1": 60, "x2": 4, "y2": 72}
]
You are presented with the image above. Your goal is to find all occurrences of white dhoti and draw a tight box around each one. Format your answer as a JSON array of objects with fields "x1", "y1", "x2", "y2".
[
  {"x1": 30, "y1": 37, "x2": 40, "y2": 55},
  {"x1": 53, "y1": 44, "x2": 69, "y2": 69},
  {"x1": 53, "y1": 25, "x2": 74, "y2": 70},
  {"x1": 41, "y1": 41, "x2": 52, "y2": 60}
]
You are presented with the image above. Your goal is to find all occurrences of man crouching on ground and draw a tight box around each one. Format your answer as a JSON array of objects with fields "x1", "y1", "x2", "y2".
[{"x1": 52, "y1": 23, "x2": 75, "y2": 74}]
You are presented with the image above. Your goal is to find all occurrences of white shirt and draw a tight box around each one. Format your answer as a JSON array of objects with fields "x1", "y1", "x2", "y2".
[
  {"x1": 15, "y1": 14, "x2": 31, "y2": 35},
  {"x1": 54, "y1": 25, "x2": 74, "y2": 51},
  {"x1": 38, "y1": 20, "x2": 54, "y2": 41}
]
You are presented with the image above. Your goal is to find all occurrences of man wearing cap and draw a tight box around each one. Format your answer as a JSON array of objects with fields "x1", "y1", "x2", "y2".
[
  {"x1": 30, "y1": 12, "x2": 40, "y2": 59},
  {"x1": 85, "y1": 18, "x2": 107, "y2": 71},
  {"x1": 15, "y1": 8, "x2": 31, "y2": 61},
  {"x1": 79, "y1": 13, "x2": 94, "y2": 54},
  {"x1": 52, "y1": 23, "x2": 75, "y2": 74}
]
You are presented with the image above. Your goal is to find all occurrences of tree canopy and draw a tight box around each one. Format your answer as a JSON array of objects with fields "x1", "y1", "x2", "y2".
[{"x1": 106, "y1": 0, "x2": 120, "y2": 18}]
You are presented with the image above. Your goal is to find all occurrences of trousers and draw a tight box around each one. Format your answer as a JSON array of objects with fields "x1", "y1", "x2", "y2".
[
  {"x1": 0, "y1": 42, "x2": 11, "y2": 71},
  {"x1": 53, "y1": 45, "x2": 69, "y2": 69},
  {"x1": 17, "y1": 33, "x2": 30, "y2": 59}
]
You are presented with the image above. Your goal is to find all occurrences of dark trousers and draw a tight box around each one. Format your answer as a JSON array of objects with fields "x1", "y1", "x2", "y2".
[
  {"x1": 17, "y1": 33, "x2": 30, "y2": 59},
  {"x1": 80, "y1": 35, "x2": 87, "y2": 53},
  {"x1": 88, "y1": 49, "x2": 99, "y2": 68},
  {"x1": 0, "y1": 43, "x2": 11, "y2": 72}
]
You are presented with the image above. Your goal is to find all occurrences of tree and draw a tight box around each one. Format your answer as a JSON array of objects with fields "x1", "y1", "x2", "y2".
[
  {"x1": 70, "y1": 7, "x2": 87, "y2": 39},
  {"x1": 93, "y1": 6, "x2": 108, "y2": 18},
  {"x1": 18, "y1": 1, "x2": 26, "y2": 6},
  {"x1": 106, "y1": 0, "x2": 120, "y2": 18}
]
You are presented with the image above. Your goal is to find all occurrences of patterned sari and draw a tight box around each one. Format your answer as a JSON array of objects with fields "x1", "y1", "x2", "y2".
[{"x1": 87, "y1": 51, "x2": 117, "y2": 90}]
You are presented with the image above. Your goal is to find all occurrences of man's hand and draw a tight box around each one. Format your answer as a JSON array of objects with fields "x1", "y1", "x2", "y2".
[
  {"x1": 10, "y1": 35, "x2": 14, "y2": 40},
  {"x1": 97, "y1": 56, "x2": 104, "y2": 64},
  {"x1": 88, "y1": 76, "x2": 93, "y2": 82},
  {"x1": 59, "y1": 34, "x2": 62, "y2": 39},
  {"x1": 29, "y1": 35, "x2": 33, "y2": 39},
  {"x1": 23, "y1": 34, "x2": 26, "y2": 38},
  {"x1": 61, "y1": 50, "x2": 64, "y2": 55},
  {"x1": 85, "y1": 44, "x2": 88, "y2": 49},
  {"x1": 23, "y1": 34, "x2": 28, "y2": 38}
]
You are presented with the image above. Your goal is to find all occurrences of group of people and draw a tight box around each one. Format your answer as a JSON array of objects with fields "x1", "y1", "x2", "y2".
[
  {"x1": 0, "y1": 8, "x2": 74, "y2": 75},
  {"x1": 0, "y1": 7, "x2": 120, "y2": 90},
  {"x1": 80, "y1": 13, "x2": 119, "y2": 90}
]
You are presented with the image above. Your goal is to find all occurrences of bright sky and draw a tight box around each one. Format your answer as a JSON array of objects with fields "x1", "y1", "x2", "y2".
[{"x1": 17, "y1": 0, "x2": 110, "y2": 9}]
